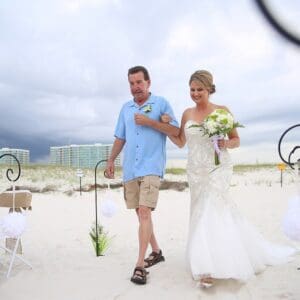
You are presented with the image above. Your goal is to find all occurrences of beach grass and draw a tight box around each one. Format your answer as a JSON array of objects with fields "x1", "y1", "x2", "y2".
[
  {"x1": 0, "y1": 163, "x2": 292, "y2": 180},
  {"x1": 0, "y1": 163, "x2": 295, "y2": 192},
  {"x1": 165, "y1": 168, "x2": 186, "y2": 175},
  {"x1": 233, "y1": 163, "x2": 278, "y2": 172}
]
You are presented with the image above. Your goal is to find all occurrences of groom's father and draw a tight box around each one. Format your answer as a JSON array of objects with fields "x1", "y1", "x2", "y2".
[{"x1": 105, "y1": 66, "x2": 179, "y2": 284}]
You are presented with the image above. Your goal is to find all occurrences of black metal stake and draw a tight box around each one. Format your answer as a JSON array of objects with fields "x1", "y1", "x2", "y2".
[
  {"x1": 79, "y1": 177, "x2": 82, "y2": 196},
  {"x1": 76, "y1": 169, "x2": 83, "y2": 196},
  {"x1": 94, "y1": 159, "x2": 107, "y2": 257},
  {"x1": 280, "y1": 170, "x2": 283, "y2": 188}
]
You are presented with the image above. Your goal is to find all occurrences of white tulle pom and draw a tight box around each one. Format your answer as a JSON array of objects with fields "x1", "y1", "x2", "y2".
[
  {"x1": 0, "y1": 212, "x2": 26, "y2": 238},
  {"x1": 282, "y1": 195, "x2": 300, "y2": 241},
  {"x1": 100, "y1": 193, "x2": 118, "y2": 218}
]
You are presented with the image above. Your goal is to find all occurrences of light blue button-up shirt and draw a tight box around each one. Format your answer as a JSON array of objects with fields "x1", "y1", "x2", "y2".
[{"x1": 114, "y1": 94, "x2": 179, "y2": 182}]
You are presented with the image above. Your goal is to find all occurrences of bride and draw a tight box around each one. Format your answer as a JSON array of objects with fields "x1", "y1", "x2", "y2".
[{"x1": 162, "y1": 70, "x2": 296, "y2": 288}]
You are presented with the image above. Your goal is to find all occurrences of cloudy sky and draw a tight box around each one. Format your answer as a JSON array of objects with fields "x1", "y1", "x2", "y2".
[{"x1": 0, "y1": 0, "x2": 299, "y2": 164}]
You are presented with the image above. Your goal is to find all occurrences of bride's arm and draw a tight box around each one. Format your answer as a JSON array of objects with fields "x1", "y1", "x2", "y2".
[
  {"x1": 218, "y1": 106, "x2": 240, "y2": 149},
  {"x1": 225, "y1": 128, "x2": 240, "y2": 149},
  {"x1": 166, "y1": 111, "x2": 188, "y2": 148}
]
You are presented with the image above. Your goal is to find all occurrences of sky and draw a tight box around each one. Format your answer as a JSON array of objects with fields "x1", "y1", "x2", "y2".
[{"x1": 0, "y1": 0, "x2": 299, "y2": 164}]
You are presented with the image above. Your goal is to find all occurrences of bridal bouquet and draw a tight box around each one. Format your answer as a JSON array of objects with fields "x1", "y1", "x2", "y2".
[{"x1": 189, "y1": 109, "x2": 244, "y2": 165}]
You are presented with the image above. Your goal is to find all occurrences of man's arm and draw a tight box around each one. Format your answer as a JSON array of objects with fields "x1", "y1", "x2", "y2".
[
  {"x1": 105, "y1": 138, "x2": 125, "y2": 178},
  {"x1": 134, "y1": 114, "x2": 180, "y2": 136}
]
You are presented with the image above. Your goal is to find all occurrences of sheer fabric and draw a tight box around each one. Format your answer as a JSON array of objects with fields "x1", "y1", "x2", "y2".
[{"x1": 185, "y1": 120, "x2": 295, "y2": 282}]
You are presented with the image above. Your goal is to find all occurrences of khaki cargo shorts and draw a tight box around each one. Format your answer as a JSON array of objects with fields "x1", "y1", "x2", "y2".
[{"x1": 123, "y1": 175, "x2": 160, "y2": 209}]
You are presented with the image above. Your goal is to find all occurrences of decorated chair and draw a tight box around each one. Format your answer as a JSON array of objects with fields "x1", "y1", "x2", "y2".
[{"x1": 0, "y1": 154, "x2": 32, "y2": 278}]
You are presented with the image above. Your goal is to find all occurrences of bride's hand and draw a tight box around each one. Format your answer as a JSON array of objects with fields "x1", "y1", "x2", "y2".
[{"x1": 218, "y1": 139, "x2": 227, "y2": 149}]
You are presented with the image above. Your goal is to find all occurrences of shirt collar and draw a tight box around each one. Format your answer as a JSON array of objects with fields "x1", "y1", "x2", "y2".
[{"x1": 128, "y1": 93, "x2": 155, "y2": 107}]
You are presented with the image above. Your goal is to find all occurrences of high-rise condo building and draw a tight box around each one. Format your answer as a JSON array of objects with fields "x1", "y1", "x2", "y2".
[
  {"x1": 0, "y1": 147, "x2": 30, "y2": 165},
  {"x1": 49, "y1": 143, "x2": 120, "y2": 168}
]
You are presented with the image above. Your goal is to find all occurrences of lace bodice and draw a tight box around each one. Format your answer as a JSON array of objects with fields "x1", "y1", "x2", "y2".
[{"x1": 184, "y1": 120, "x2": 232, "y2": 171}]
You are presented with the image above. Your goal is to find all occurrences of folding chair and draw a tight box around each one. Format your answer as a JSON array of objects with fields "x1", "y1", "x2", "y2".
[{"x1": 0, "y1": 185, "x2": 32, "y2": 278}]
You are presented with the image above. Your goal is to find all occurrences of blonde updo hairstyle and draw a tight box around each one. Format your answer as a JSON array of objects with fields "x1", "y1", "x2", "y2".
[{"x1": 189, "y1": 70, "x2": 216, "y2": 94}]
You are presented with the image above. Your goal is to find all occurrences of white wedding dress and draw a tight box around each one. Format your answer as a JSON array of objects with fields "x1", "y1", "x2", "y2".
[{"x1": 185, "y1": 120, "x2": 296, "y2": 282}]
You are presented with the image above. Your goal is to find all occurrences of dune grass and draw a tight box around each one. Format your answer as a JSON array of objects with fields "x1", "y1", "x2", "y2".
[
  {"x1": 1, "y1": 163, "x2": 295, "y2": 191},
  {"x1": 233, "y1": 163, "x2": 278, "y2": 172},
  {"x1": 165, "y1": 168, "x2": 186, "y2": 175},
  {"x1": 166, "y1": 163, "x2": 287, "y2": 174},
  {"x1": 0, "y1": 163, "x2": 289, "y2": 178}
]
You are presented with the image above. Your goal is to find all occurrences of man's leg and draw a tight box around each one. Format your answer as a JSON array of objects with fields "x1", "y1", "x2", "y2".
[
  {"x1": 149, "y1": 231, "x2": 160, "y2": 254},
  {"x1": 130, "y1": 206, "x2": 152, "y2": 284},
  {"x1": 139, "y1": 176, "x2": 164, "y2": 267},
  {"x1": 135, "y1": 209, "x2": 160, "y2": 254},
  {"x1": 130, "y1": 176, "x2": 162, "y2": 283},
  {"x1": 136, "y1": 205, "x2": 153, "y2": 267}
]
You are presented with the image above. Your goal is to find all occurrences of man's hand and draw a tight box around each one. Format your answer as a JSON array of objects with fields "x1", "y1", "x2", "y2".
[
  {"x1": 160, "y1": 114, "x2": 172, "y2": 123},
  {"x1": 105, "y1": 160, "x2": 115, "y2": 179},
  {"x1": 134, "y1": 113, "x2": 152, "y2": 126},
  {"x1": 135, "y1": 113, "x2": 179, "y2": 136}
]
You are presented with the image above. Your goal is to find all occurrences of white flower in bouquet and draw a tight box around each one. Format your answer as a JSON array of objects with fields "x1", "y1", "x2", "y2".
[
  {"x1": 189, "y1": 108, "x2": 244, "y2": 165},
  {"x1": 202, "y1": 109, "x2": 239, "y2": 137},
  {"x1": 206, "y1": 119, "x2": 217, "y2": 133}
]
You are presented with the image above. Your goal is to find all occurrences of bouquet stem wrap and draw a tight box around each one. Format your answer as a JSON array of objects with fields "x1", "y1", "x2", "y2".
[{"x1": 212, "y1": 135, "x2": 222, "y2": 165}]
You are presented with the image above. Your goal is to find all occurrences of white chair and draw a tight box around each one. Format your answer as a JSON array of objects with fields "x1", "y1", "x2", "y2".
[{"x1": 0, "y1": 186, "x2": 32, "y2": 278}]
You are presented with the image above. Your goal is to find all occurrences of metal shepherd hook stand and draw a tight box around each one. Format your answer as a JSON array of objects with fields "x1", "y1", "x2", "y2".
[
  {"x1": 278, "y1": 124, "x2": 300, "y2": 270},
  {"x1": 0, "y1": 153, "x2": 27, "y2": 277},
  {"x1": 94, "y1": 159, "x2": 107, "y2": 256},
  {"x1": 0, "y1": 154, "x2": 21, "y2": 183},
  {"x1": 278, "y1": 124, "x2": 300, "y2": 169}
]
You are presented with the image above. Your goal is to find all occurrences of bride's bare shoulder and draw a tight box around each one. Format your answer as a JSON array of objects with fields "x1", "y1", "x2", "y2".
[
  {"x1": 181, "y1": 107, "x2": 194, "y2": 124},
  {"x1": 182, "y1": 107, "x2": 194, "y2": 117}
]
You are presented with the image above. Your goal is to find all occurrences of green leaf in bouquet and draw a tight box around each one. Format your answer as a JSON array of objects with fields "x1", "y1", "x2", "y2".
[
  {"x1": 220, "y1": 119, "x2": 228, "y2": 125},
  {"x1": 187, "y1": 124, "x2": 202, "y2": 128},
  {"x1": 233, "y1": 122, "x2": 245, "y2": 129}
]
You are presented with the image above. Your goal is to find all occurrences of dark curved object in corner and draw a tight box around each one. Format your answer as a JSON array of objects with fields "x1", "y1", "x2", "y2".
[
  {"x1": 255, "y1": 0, "x2": 300, "y2": 47},
  {"x1": 278, "y1": 124, "x2": 300, "y2": 169}
]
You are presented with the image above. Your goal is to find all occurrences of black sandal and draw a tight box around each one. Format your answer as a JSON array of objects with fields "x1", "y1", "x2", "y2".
[
  {"x1": 144, "y1": 250, "x2": 165, "y2": 268},
  {"x1": 130, "y1": 267, "x2": 148, "y2": 285}
]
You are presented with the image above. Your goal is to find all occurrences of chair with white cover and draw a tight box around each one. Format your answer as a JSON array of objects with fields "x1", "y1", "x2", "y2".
[{"x1": 0, "y1": 154, "x2": 32, "y2": 278}]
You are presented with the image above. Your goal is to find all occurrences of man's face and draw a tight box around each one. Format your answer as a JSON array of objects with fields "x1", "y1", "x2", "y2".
[{"x1": 128, "y1": 71, "x2": 150, "y2": 103}]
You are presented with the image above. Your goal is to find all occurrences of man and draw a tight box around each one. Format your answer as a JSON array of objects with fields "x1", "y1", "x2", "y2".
[{"x1": 105, "y1": 66, "x2": 179, "y2": 285}]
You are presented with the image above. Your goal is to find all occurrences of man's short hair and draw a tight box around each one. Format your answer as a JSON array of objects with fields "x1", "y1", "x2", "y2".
[{"x1": 128, "y1": 66, "x2": 150, "y2": 81}]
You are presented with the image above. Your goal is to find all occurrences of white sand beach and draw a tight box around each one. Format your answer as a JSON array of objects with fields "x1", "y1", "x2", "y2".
[{"x1": 0, "y1": 166, "x2": 300, "y2": 300}]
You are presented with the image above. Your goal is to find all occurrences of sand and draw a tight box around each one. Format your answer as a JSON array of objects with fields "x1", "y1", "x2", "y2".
[{"x1": 0, "y1": 168, "x2": 300, "y2": 300}]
